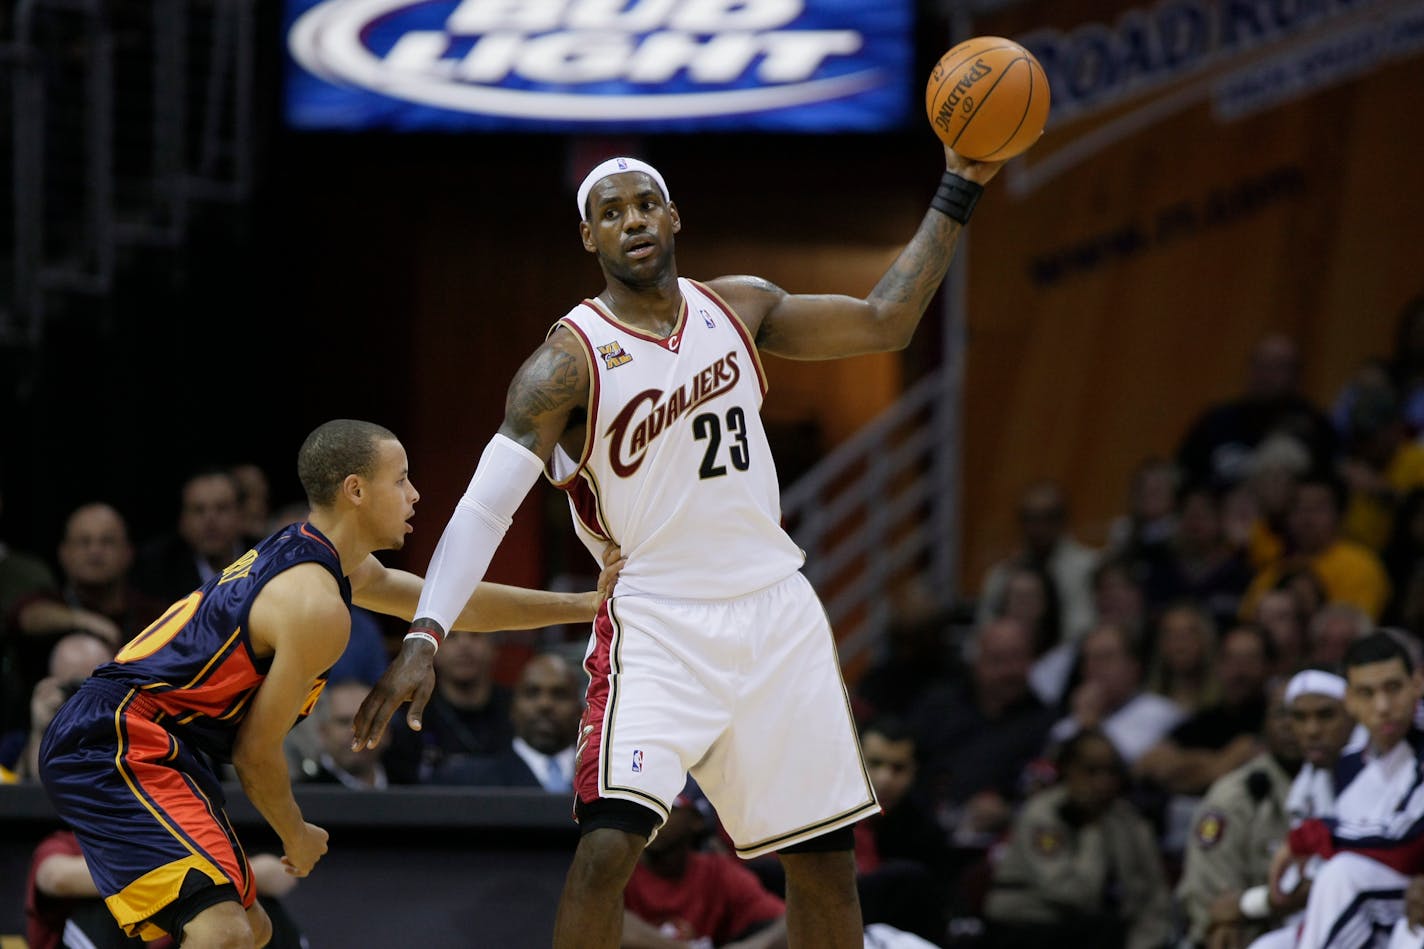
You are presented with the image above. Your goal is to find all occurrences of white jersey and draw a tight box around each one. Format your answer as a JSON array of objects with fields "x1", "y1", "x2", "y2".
[{"x1": 546, "y1": 277, "x2": 805, "y2": 599}]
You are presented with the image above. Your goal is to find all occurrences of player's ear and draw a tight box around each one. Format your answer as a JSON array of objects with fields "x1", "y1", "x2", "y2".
[
  {"x1": 341, "y1": 473, "x2": 363, "y2": 505},
  {"x1": 579, "y1": 221, "x2": 596, "y2": 253},
  {"x1": 669, "y1": 202, "x2": 681, "y2": 234}
]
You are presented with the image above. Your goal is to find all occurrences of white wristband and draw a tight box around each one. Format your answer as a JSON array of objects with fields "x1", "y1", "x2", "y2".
[
  {"x1": 1240, "y1": 885, "x2": 1270, "y2": 919},
  {"x1": 404, "y1": 630, "x2": 441, "y2": 652}
]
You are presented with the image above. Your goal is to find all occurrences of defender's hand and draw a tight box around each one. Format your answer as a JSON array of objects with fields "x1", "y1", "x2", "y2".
[
  {"x1": 352, "y1": 637, "x2": 437, "y2": 749},
  {"x1": 597, "y1": 544, "x2": 626, "y2": 604},
  {"x1": 280, "y1": 822, "x2": 328, "y2": 878}
]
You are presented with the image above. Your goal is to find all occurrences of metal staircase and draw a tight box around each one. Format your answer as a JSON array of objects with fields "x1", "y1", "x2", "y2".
[{"x1": 2, "y1": 0, "x2": 256, "y2": 344}]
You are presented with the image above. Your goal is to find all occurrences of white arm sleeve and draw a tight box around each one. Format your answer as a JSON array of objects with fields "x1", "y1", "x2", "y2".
[{"x1": 412, "y1": 434, "x2": 544, "y2": 633}]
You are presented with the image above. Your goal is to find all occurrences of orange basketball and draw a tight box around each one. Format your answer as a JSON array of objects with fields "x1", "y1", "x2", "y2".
[{"x1": 925, "y1": 36, "x2": 1050, "y2": 161}]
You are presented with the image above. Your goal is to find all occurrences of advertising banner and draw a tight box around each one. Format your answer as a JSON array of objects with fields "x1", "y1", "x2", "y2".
[{"x1": 284, "y1": 0, "x2": 913, "y2": 132}]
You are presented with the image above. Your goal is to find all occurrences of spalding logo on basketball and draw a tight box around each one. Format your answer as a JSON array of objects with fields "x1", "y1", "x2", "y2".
[{"x1": 926, "y1": 36, "x2": 1050, "y2": 161}]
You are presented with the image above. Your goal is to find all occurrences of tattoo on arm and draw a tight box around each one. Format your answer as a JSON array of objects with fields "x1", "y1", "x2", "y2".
[
  {"x1": 871, "y1": 215, "x2": 959, "y2": 309},
  {"x1": 503, "y1": 343, "x2": 586, "y2": 452}
]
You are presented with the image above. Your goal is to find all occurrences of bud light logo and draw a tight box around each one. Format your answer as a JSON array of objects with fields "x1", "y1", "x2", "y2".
[{"x1": 284, "y1": 0, "x2": 912, "y2": 131}]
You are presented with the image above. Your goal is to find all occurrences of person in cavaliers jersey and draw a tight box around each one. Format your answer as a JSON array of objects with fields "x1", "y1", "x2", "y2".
[
  {"x1": 354, "y1": 147, "x2": 1005, "y2": 949},
  {"x1": 38, "y1": 419, "x2": 612, "y2": 948}
]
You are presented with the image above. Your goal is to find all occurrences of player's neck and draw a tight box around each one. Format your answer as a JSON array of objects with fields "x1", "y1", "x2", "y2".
[
  {"x1": 304, "y1": 510, "x2": 368, "y2": 576},
  {"x1": 599, "y1": 276, "x2": 682, "y2": 335}
]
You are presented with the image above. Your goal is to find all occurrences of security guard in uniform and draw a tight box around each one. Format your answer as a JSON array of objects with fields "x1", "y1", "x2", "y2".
[{"x1": 1177, "y1": 679, "x2": 1300, "y2": 947}]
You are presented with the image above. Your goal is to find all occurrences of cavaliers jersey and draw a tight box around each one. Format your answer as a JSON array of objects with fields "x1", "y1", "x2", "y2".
[
  {"x1": 91, "y1": 521, "x2": 350, "y2": 762},
  {"x1": 547, "y1": 277, "x2": 804, "y2": 600}
]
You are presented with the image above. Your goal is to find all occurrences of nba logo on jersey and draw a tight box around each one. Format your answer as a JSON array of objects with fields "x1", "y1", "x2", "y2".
[
  {"x1": 631, "y1": 750, "x2": 644, "y2": 773},
  {"x1": 598, "y1": 341, "x2": 632, "y2": 369},
  {"x1": 700, "y1": 308, "x2": 715, "y2": 329}
]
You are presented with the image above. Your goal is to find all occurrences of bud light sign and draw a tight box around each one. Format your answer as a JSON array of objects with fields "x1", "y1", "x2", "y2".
[{"x1": 284, "y1": 0, "x2": 913, "y2": 132}]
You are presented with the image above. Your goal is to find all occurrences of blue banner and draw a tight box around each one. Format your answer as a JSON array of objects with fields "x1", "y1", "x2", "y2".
[{"x1": 284, "y1": 0, "x2": 914, "y2": 132}]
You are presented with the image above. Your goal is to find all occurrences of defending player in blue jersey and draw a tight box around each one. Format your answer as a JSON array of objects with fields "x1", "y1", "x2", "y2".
[{"x1": 39, "y1": 419, "x2": 612, "y2": 948}]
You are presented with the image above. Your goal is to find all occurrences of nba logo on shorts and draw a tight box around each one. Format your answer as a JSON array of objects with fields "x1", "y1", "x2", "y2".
[{"x1": 631, "y1": 750, "x2": 644, "y2": 773}]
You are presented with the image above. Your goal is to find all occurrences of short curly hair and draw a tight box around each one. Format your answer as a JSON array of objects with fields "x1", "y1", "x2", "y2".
[{"x1": 298, "y1": 419, "x2": 398, "y2": 508}]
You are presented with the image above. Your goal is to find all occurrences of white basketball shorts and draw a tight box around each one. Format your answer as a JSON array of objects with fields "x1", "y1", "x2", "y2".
[{"x1": 574, "y1": 571, "x2": 879, "y2": 858}]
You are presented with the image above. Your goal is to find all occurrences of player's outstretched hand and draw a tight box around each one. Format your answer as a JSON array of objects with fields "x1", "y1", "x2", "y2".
[
  {"x1": 944, "y1": 144, "x2": 1007, "y2": 186},
  {"x1": 280, "y1": 822, "x2": 328, "y2": 878},
  {"x1": 352, "y1": 637, "x2": 437, "y2": 750}
]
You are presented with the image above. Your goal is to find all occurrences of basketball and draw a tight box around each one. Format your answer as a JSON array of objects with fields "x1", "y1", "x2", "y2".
[{"x1": 925, "y1": 36, "x2": 1050, "y2": 161}]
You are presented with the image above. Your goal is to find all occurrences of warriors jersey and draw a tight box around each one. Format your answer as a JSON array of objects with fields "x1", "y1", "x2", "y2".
[
  {"x1": 547, "y1": 277, "x2": 804, "y2": 600},
  {"x1": 91, "y1": 521, "x2": 350, "y2": 762}
]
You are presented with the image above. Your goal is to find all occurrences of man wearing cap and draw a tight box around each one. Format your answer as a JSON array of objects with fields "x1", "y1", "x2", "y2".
[
  {"x1": 1177, "y1": 678, "x2": 1299, "y2": 948},
  {"x1": 352, "y1": 144, "x2": 1006, "y2": 949},
  {"x1": 1266, "y1": 633, "x2": 1424, "y2": 947}
]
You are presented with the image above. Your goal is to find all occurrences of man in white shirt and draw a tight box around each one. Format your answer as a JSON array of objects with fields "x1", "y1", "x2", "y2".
[
  {"x1": 1269, "y1": 633, "x2": 1424, "y2": 948},
  {"x1": 1048, "y1": 623, "x2": 1184, "y2": 765}
]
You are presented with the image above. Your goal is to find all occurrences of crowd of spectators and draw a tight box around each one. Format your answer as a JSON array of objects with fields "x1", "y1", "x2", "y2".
[{"x1": 7, "y1": 301, "x2": 1424, "y2": 947}]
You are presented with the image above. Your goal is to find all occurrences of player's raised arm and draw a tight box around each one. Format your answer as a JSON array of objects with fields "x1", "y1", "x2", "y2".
[
  {"x1": 351, "y1": 330, "x2": 591, "y2": 750},
  {"x1": 233, "y1": 564, "x2": 349, "y2": 877},
  {"x1": 706, "y1": 146, "x2": 1003, "y2": 362}
]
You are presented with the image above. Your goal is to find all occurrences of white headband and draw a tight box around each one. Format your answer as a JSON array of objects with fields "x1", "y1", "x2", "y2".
[
  {"x1": 1286, "y1": 670, "x2": 1347, "y2": 704},
  {"x1": 576, "y1": 157, "x2": 671, "y2": 221}
]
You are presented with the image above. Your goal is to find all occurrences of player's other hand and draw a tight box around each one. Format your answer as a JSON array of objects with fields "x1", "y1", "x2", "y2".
[
  {"x1": 597, "y1": 545, "x2": 626, "y2": 604},
  {"x1": 944, "y1": 144, "x2": 1007, "y2": 185},
  {"x1": 352, "y1": 635, "x2": 437, "y2": 750},
  {"x1": 280, "y1": 822, "x2": 328, "y2": 878},
  {"x1": 1406, "y1": 875, "x2": 1424, "y2": 929}
]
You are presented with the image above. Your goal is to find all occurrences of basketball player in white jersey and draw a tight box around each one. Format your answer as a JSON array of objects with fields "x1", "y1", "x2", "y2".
[{"x1": 353, "y1": 146, "x2": 1004, "y2": 948}]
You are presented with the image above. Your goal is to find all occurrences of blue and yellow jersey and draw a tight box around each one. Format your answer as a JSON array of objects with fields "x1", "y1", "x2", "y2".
[{"x1": 93, "y1": 521, "x2": 350, "y2": 762}]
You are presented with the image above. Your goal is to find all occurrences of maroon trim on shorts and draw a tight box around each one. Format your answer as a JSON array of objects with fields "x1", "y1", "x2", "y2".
[{"x1": 574, "y1": 600, "x2": 616, "y2": 810}]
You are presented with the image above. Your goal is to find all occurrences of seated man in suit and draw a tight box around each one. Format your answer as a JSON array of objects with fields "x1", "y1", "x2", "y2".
[{"x1": 440, "y1": 651, "x2": 582, "y2": 790}]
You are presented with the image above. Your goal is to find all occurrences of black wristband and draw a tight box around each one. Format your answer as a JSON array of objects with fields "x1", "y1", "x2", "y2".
[{"x1": 930, "y1": 170, "x2": 983, "y2": 225}]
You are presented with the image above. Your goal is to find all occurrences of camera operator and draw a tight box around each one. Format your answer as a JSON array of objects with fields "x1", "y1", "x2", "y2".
[{"x1": 15, "y1": 632, "x2": 115, "y2": 781}]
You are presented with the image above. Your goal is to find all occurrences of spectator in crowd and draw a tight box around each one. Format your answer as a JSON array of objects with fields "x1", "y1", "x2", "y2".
[
  {"x1": 383, "y1": 629, "x2": 511, "y2": 783},
  {"x1": 854, "y1": 717, "x2": 952, "y2": 944},
  {"x1": 441, "y1": 651, "x2": 582, "y2": 790},
  {"x1": 1136, "y1": 625, "x2": 1273, "y2": 797},
  {"x1": 229, "y1": 462, "x2": 272, "y2": 546},
  {"x1": 1241, "y1": 433, "x2": 1313, "y2": 571},
  {"x1": 14, "y1": 632, "x2": 115, "y2": 781},
  {"x1": 977, "y1": 481, "x2": 1098, "y2": 643},
  {"x1": 910, "y1": 618, "x2": 1055, "y2": 841},
  {"x1": 132, "y1": 469, "x2": 246, "y2": 603},
  {"x1": 9, "y1": 504, "x2": 167, "y2": 705},
  {"x1": 1175, "y1": 679, "x2": 1299, "y2": 948},
  {"x1": 1242, "y1": 473, "x2": 1391, "y2": 621},
  {"x1": 1254, "y1": 588, "x2": 1310, "y2": 677},
  {"x1": 1387, "y1": 293, "x2": 1424, "y2": 435},
  {"x1": 1339, "y1": 382, "x2": 1424, "y2": 551},
  {"x1": 1306, "y1": 603, "x2": 1371, "y2": 669},
  {"x1": 855, "y1": 605, "x2": 956, "y2": 722},
  {"x1": 993, "y1": 562, "x2": 1064, "y2": 659},
  {"x1": 1091, "y1": 557, "x2": 1148, "y2": 648},
  {"x1": 1049, "y1": 623, "x2": 1185, "y2": 766},
  {"x1": 294, "y1": 678, "x2": 389, "y2": 789},
  {"x1": 1177, "y1": 333, "x2": 1337, "y2": 488},
  {"x1": 26, "y1": 830, "x2": 305, "y2": 949},
  {"x1": 1144, "y1": 602, "x2": 1220, "y2": 716},
  {"x1": 1105, "y1": 457, "x2": 1179, "y2": 569},
  {"x1": 1269, "y1": 633, "x2": 1424, "y2": 947},
  {"x1": 984, "y1": 729, "x2": 1172, "y2": 949},
  {"x1": 1144, "y1": 483, "x2": 1255, "y2": 632},
  {"x1": 623, "y1": 783, "x2": 788, "y2": 949},
  {"x1": 1382, "y1": 488, "x2": 1424, "y2": 631},
  {"x1": 1, "y1": 490, "x2": 64, "y2": 735}
]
